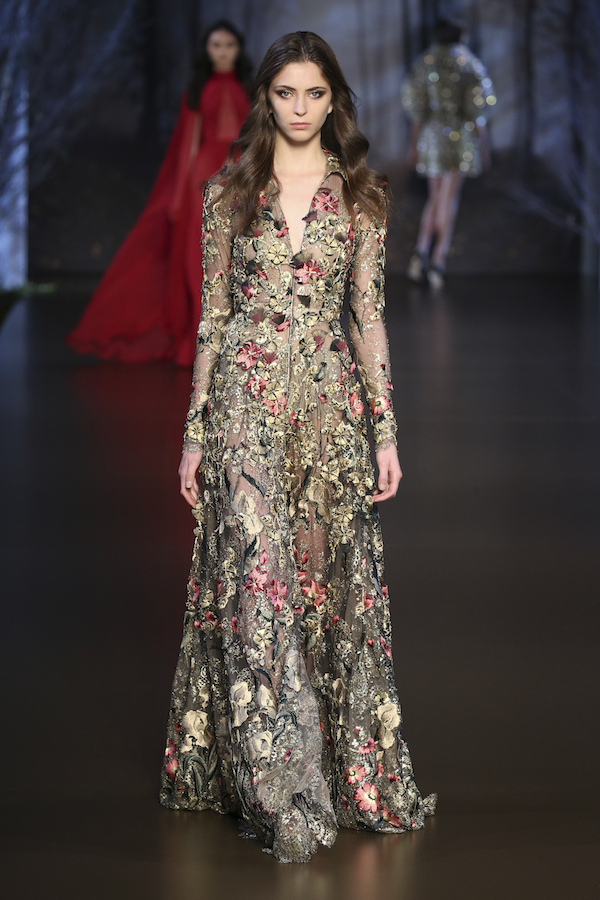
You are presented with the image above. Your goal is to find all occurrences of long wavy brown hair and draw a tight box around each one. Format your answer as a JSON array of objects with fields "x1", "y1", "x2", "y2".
[{"x1": 218, "y1": 31, "x2": 388, "y2": 234}]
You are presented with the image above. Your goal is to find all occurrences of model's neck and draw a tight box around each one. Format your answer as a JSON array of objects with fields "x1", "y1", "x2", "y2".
[{"x1": 273, "y1": 133, "x2": 325, "y2": 179}]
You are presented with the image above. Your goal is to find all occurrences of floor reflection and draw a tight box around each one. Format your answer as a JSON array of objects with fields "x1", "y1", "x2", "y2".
[{"x1": 158, "y1": 808, "x2": 425, "y2": 899}]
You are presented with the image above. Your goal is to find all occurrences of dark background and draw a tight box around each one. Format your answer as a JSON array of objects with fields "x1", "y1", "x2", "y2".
[
  {"x1": 10, "y1": 0, "x2": 598, "y2": 280},
  {"x1": 1, "y1": 2, "x2": 599, "y2": 897}
]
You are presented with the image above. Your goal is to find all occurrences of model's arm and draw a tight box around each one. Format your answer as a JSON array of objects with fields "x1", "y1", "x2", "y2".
[
  {"x1": 179, "y1": 182, "x2": 233, "y2": 506},
  {"x1": 349, "y1": 210, "x2": 401, "y2": 502},
  {"x1": 401, "y1": 60, "x2": 426, "y2": 171}
]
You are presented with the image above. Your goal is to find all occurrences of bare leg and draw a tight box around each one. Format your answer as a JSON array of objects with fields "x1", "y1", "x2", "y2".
[
  {"x1": 408, "y1": 178, "x2": 442, "y2": 281},
  {"x1": 416, "y1": 177, "x2": 442, "y2": 257},
  {"x1": 430, "y1": 170, "x2": 463, "y2": 269}
]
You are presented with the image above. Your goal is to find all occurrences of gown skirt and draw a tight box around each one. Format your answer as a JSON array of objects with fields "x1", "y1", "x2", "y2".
[{"x1": 66, "y1": 71, "x2": 249, "y2": 365}]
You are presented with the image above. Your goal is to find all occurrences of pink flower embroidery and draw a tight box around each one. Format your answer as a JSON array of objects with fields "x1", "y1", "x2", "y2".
[
  {"x1": 244, "y1": 567, "x2": 268, "y2": 596},
  {"x1": 349, "y1": 392, "x2": 364, "y2": 417},
  {"x1": 363, "y1": 593, "x2": 375, "y2": 610},
  {"x1": 359, "y1": 737, "x2": 375, "y2": 755},
  {"x1": 294, "y1": 259, "x2": 325, "y2": 284},
  {"x1": 380, "y1": 636, "x2": 392, "y2": 658},
  {"x1": 301, "y1": 580, "x2": 327, "y2": 606},
  {"x1": 263, "y1": 395, "x2": 287, "y2": 417},
  {"x1": 165, "y1": 739, "x2": 176, "y2": 757},
  {"x1": 382, "y1": 807, "x2": 402, "y2": 827},
  {"x1": 370, "y1": 396, "x2": 391, "y2": 416},
  {"x1": 294, "y1": 547, "x2": 309, "y2": 567},
  {"x1": 245, "y1": 374, "x2": 267, "y2": 397},
  {"x1": 267, "y1": 580, "x2": 288, "y2": 611},
  {"x1": 345, "y1": 765, "x2": 367, "y2": 784},
  {"x1": 312, "y1": 188, "x2": 339, "y2": 213},
  {"x1": 355, "y1": 782, "x2": 381, "y2": 814},
  {"x1": 164, "y1": 756, "x2": 178, "y2": 779},
  {"x1": 231, "y1": 615, "x2": 239, "y2": 632},
  {"x1": 236, "y1": 341, "x2": 263, "y2": 370}
]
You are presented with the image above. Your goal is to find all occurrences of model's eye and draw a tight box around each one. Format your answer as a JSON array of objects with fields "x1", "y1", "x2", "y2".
[
  {"x1": 277, "y1": 90, "x2": 292, "y2": 98},
  {"x1": 309, "y1": 91, "x2": 325, "y2": 99}
]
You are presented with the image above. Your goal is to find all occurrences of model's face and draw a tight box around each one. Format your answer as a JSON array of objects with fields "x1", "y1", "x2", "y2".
[
  {"x1": 268, "y1": 61, "x2": 333, "y2": 144},
  {"x1": 206, "y1": 29, "x2": 240, "y2": 72}
]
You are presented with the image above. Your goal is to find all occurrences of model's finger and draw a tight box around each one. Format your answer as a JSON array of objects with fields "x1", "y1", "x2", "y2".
[{"x1": 378, "y1": 460, "x2": 389, "y2": 493}]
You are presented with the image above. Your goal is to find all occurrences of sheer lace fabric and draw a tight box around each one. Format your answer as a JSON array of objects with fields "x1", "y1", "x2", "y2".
[{"x1": 160, "y1": 154, "x2": 436, "y2": 861}]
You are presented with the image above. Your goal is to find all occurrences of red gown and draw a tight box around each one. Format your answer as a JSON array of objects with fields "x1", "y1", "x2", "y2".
[{"x1": 67, "y1": 71, "x2": 250, "y2": 365}]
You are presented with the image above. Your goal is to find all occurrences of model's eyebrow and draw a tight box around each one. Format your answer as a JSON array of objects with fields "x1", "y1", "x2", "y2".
[{"x1": 272, "y1": 84, "x2": 328, "y2": 91}]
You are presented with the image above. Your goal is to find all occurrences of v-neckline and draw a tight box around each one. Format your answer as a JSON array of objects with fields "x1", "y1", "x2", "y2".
[{"x1": 274, "y1": 172, "x2": 327, "y2": 258}]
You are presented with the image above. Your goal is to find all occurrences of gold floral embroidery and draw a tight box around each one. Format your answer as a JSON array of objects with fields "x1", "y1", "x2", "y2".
[{"x1": 161, "y1": 154, "x2": 435, "y2": 863}]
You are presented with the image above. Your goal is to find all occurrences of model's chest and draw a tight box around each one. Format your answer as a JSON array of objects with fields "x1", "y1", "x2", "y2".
[{"x1": 235, "y1": 206, "x2": 353, "y2": 272}]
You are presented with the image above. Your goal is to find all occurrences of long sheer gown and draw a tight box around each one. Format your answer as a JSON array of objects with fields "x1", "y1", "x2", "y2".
[
  {"x1": 66, "y1": 71, "x2": 250, "y2": 365},
  {"x1": 159, "y1": 152, "x2": 436, "y2": 862}
]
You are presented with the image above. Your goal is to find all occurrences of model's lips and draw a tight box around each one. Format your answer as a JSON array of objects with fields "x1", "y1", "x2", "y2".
[{"x1": 291, "y1": 122, "x2": 310, "y2": 129}]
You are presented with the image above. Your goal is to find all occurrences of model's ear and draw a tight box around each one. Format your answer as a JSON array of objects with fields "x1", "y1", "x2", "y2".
[{"x1": 328, "y1": 100, "x2": 333, "y2": 115}]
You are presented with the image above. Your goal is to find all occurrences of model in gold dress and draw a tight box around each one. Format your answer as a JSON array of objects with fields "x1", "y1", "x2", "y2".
[
  {"x1": 160, "y1": 31, "x2": 436, "y2": 863},
  {"x1": 402, "y1": 18, "x2": 495, "y2": 287}
]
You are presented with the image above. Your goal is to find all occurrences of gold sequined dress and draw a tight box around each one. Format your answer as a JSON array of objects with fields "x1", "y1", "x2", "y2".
[
  {"x1": 401, "y1": 42, "x2": 495, "y2": 177},
  {"x1": 160, "y1": 153, "x2": 436, "y2": 862}
]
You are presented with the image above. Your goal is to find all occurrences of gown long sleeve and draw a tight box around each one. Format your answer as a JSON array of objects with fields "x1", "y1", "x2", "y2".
[
  {"x1": 348, "y1": 211, "x2": 396, "y2": 448},
  {"x1": 183, "y1": 183, "x2": 234, "y2": 451}
]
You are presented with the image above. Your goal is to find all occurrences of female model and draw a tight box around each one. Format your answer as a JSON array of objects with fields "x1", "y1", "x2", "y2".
[
  {"x1": 67, "y1": 21, "x2": 251, "y2": 365},
  {"x1": 402, "y1": 18, "x2": 494, "y2": 288},
  {"x1": 160, "y1": 31, "x2": 436, "y2": 863}
]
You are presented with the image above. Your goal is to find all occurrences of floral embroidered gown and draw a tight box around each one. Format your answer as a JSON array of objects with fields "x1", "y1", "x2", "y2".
[{"x1": 160, "y1": 152, "x2": 436, "y2": 862}]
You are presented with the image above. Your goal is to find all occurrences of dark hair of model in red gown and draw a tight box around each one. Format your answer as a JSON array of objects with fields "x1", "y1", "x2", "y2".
[{"x1": 67, "y1": 23, "x2": 251, "y2": 366}]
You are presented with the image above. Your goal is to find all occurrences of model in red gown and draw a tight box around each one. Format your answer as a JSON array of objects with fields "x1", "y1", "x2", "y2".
[{"x1": 67, "y1": 25, "x2": 251, "y2": 365}]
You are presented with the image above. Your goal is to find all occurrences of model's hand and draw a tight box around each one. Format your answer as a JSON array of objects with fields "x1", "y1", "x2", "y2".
[
  {"x1": 179, "y1": 448, "x2": 203, "y2": 507},
  {"x1": 371, "y1": 444, "x2": 402, "y2": 502}
]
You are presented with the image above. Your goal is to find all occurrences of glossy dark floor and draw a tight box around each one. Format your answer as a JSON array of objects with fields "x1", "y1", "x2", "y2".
[{"x1": 1, "y1": 275, "x2": 599, "y2": 899}]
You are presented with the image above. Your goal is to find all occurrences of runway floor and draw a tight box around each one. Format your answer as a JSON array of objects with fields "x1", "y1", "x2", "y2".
[{"x1": 1, "y1": 274, "x2": 599, "y2": 899}]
